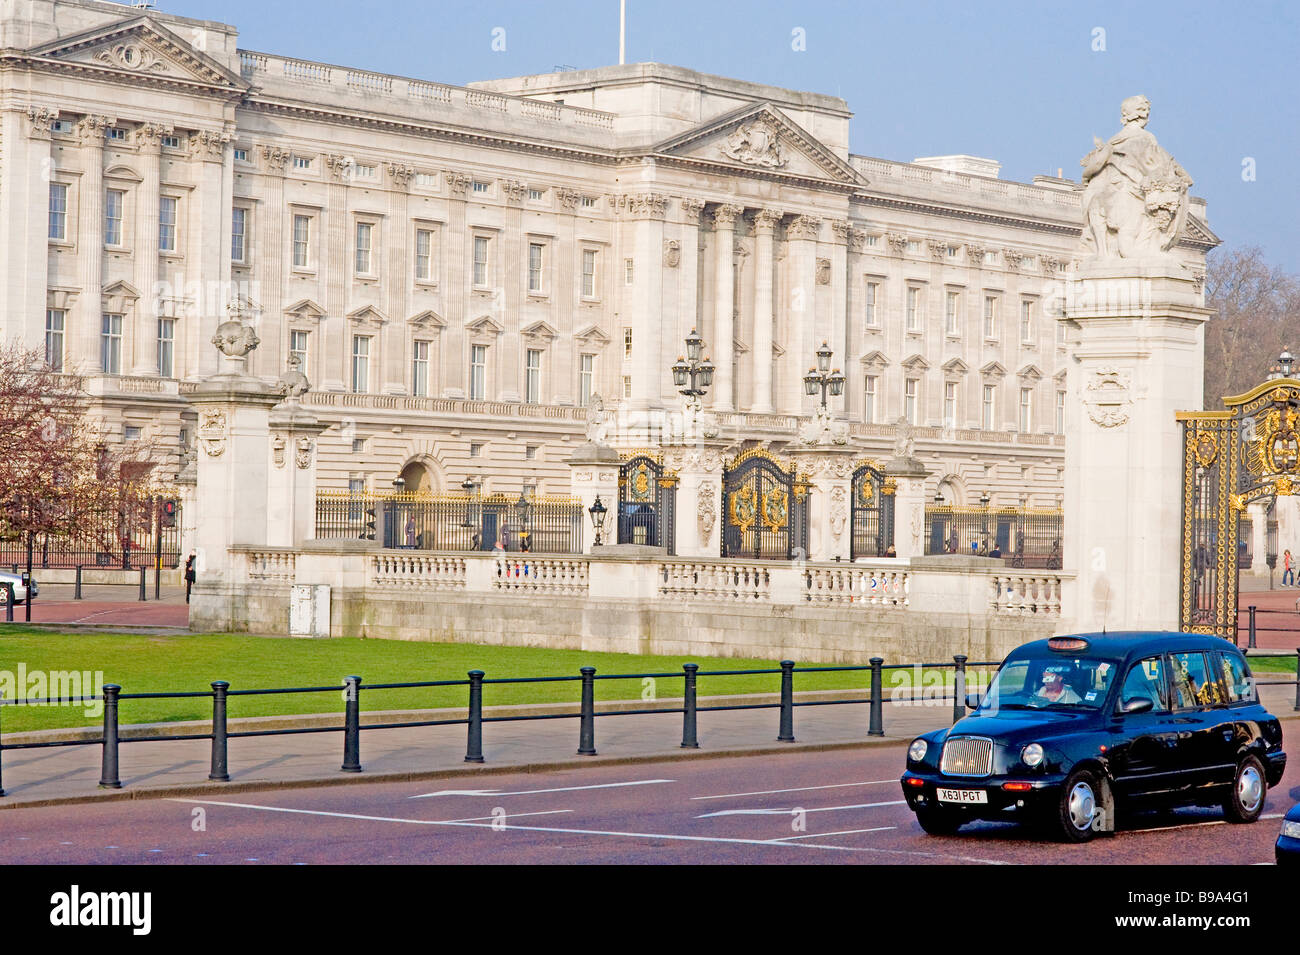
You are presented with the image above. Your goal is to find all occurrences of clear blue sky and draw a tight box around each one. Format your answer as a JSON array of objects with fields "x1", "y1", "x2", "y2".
[{"x1": 160, "y1": 0, "x2": 1300, "y2": 269}]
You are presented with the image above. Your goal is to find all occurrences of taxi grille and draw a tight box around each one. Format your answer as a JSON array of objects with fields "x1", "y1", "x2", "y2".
[{"x1": 939, "y1": 736, "x2": 993, "y2": 777}]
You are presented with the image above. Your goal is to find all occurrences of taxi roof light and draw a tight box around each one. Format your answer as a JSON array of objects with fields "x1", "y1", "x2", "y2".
[{"x1": 1048, "y1": 637, "x2": 1090, "y2": 652}]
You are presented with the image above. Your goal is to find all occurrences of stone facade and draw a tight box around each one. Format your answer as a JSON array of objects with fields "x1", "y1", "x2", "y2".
[{"x1": 0, "y1": 0, "x2": 1219, "y2": 516}]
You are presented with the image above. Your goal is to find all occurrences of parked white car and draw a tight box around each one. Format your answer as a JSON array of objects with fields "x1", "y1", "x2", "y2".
[{"x1": 0, "y1": 570, "x2": 38, "y2": 603}]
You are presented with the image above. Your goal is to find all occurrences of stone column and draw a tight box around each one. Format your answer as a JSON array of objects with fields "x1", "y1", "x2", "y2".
[
  {"x1": 385, "y1": 164, "x2": 416, "y2": 394},
  {"x1": 268, "y1": 399, "x2": 330, "y2": 548},
  {"x1": 567, "y1": 442, "x2": 621, "y2": 552},
  {"x1": 259, "y1": 146, "x2": 291, "y2": 378},
  {"x1": 1062, "y1": 262, "x2": 1211, "y2": 631},
  {"x1": 710, "y1": 204, "x2": 743, "y2": 411},
  {"x1": 784, "y1": 215, "x2": 822, "y2": 413},
  {"x1": 322, "y1": 154, "x2": 351, "y2": 391},
  {"x1": 885, "y1": 450, "x2": 930, "y2": 558},
  {"x1": 3, "y1": 106, "x2": 55, "y2": 348},
  {"x1": 190, "y1": 129, "x2": 230, "y2": 378},
  {"x1": 131, "y1": 122, "x2": 169, "y2": 375},
  {"x1": 627, "y1": 193, "x2": 667, "y2": 407},
  {"x1": 676, "y1": 198, "x2": 705, "y2": 366},
  {"x1": 664, "y1": 444, "x2": 727, "y2": 558},
  {"x1": 751, "y1": 209, "x2": 781, "y2": 414},
  {"x1": 442, "y1": 171, "x2": 471, "y2": 397},
  {"x1": 829, "y1": 220, "x2": 851, "y2": 417},
  {"x1": 787, "y1": 447, "x2": 856, "y2": 561},
  {"x1": 75, "y1": 115, "x2": 111, "y2": 370}
]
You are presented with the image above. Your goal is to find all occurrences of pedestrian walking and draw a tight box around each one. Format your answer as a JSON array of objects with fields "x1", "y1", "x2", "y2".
[
  {"x1": 184, "y1": 552, "x2": 197, "y2": 604},
  {"x1": 1284, "y1": 549, "x2": 1295, "y2": 587}
]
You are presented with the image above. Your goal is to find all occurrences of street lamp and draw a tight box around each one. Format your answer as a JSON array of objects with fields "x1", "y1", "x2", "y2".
[
  {"x1": 802, "y1": 342, "x2": 846, "y2": 411},
  {"x1": 673, "y1": 329, "x2": 714, "y2": 400},
  {"x1": 589, "y1": 495, "x2": 608, "y2": 547},
  {"x1": 460, "y1": 477, "x2": 477, "y2": 529},
  {"x1": 979, "y1": 491, "x2": 991, "y2": 556}
]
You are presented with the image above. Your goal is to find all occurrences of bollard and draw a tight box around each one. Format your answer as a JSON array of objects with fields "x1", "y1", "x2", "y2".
[
  {"x1": 777, "y1": 660, "x2": 795, "y2": 742},
  {"x1": 138, "y1": 566, "x2": 146, "y2": 602},
  {"x1": 22, "y1": 572, "x2": 31, "y2": 624},
  {"x1": 209, "y1": 681, "x2": 230, "y2": 781},
  {"x1": 952, "y1": 654, "x2": 968, "y2": 724},
  {"x1": 465, "y1": 670, "x2": 485, "y2": 763},
  {"x1": 98, "y1": 684, "x2": 122, "y2": 789},
  {"x1": 577, "y1": 666, "x2": 597, "y2": 756},
  {"x1": 74, "y1": 565, "x2": 83, "y2": 600},
  {"x1": 3, "y1": 584, "x2": 12, "y2": 623},
  {"x1": 1295, "y1": 649, "x2": 1299, "y2": 713},
  {"x1": 341, "y1": 676, "x2": 362, "y2": 772},
  {"x1": 1248, "y1": 606, "x2": 1257, "y2": 650},
  {"x1": 0, "y1": 691, "x2": 6, "y2": 797},
  {"x1": 681, "y1": 663, "x2": 699, "y2": 749},
  {"x1": 869, "y1": 657, "x2": 884, "y2": 737}
]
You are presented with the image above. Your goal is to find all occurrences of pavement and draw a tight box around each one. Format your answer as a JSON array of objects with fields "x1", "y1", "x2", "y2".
[{"x1": 4, "y1": 584, "x2": 190, "y2": 629}]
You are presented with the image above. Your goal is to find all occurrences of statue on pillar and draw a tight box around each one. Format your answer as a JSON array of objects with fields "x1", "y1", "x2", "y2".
[
  {"x1": 279, "y1": 352, "x2": 311, "y2": 401},
  {"x1": 1079, "y1": 95, "x2": 1193, "y2": 260}
]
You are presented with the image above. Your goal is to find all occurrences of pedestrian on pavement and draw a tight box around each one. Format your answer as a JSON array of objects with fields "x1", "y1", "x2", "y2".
[
  {"x1": 1284, "y1": 549, "x2": 1295, "y2": 587},
  {"x1": 184, "y1": 552, "x2": 196, "y2": 604}
]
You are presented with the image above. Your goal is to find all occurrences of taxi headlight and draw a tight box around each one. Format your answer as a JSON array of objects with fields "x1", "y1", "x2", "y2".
[
  {"x1": 1021, "y1": 743, "x2": 1045, "y2": 768},
  {"x1": 908, "y1": 738, "x2": 928, "y2": 762},
  {"x1": 1282, "y1": 820, "x2": 1300, "y2": 839}
]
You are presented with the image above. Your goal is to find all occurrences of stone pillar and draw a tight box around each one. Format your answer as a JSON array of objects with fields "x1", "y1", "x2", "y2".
[
  {"x1": 1062, "y1": 262, "x2": 1211, "y2": 631},
  {"x1": 131, "y1": 122, "x2": 169, "y2": 375},
  {"x1": 567, "y1": 442, "x2": 620, "y2": 552},
  {"x1": 885, "y1": 453, "x2": 930, "y2": 559},
  {"x1": 190, "y1": 129, "x2": 230, "y2": 378},
  {"x1": 676, "y1": 198, "x2": 705, "y2": 368},
  {"x1": 627, "y1": 194, "x2": 667, "y2": 406},
  {"x1": 2, "y1": 106, "x2": 55, "y2": 347},
  {"x1": 751, "y1": 209, "x2": 780, "y2": 414},
  {"x1": 710, "y1": 204, "x2": 743, "y2": 411},
  {"x1": 322, "y1": 154, "x2": 351, "y2": 391},
  {"x1": 385, "y1": 164, "x2": 415, "y2": 394},
  {"x1": 665, "y1": 444, "x2": 726, "y2": 558},
  {"x1": 268, "y1": 399, "x2": 330, "y2": 548},
  {"x1": 188, "y1": 320, "x2": 282, "y2": 590},
  {"x1": 829, "y1": 220, "x2": 851, "y2": 417},
  {"x1": 442, "y1": 171, "x2": 471, "y2": 397},
  {"x1": 787, "y1": 448, "x2": 856, "y2": 561},
  {"x1": 784, "y1": 215, "x2": 822, "y2": 412},
  {"x1": 75, "y1": 115, "x2": 111, "y2": 371},
  {"x1": 258, "y1": 146, "x2": 291, "y2": 379}
]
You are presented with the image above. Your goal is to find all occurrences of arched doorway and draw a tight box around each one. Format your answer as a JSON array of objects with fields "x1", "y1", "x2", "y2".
[{"x1": 397, "y1": 457, "x2": 443, "y2": 495}]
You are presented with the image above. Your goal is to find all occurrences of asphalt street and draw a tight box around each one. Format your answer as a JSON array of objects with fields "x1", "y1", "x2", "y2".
[{"x1": 1, "y1": 743, "x2": 1295, "y2": 865}]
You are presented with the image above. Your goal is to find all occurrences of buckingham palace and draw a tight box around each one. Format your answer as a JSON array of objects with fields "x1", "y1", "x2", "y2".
[{"x1": 0, "y1": 0, "x2": 1219, "y2": 521}]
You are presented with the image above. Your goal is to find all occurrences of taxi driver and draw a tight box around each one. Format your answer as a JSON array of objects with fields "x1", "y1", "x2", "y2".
[{"x1": 1035, "y1": 666, "x2": 1082, "y2": 704}]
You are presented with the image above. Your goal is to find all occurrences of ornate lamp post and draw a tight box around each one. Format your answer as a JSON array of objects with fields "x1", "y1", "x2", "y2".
[
  {"x1": 588, "y1": 495, "x2": 608, "y2": 547},
  {"x1": 801, "y1": 341, "x2": 846, "y2": 411},
  {"x1": 460, "y1": 477, "x2": 477, "y2": 531},
  {"x1": 1268, "y1": 349, "x2": 1296, "y2": 380},
  {"x1": 671, "y1": 329, "x2": 715, "y2": 412},
  {"x1": 979, "y1": 490, "x2": 992, "y2": 556}
]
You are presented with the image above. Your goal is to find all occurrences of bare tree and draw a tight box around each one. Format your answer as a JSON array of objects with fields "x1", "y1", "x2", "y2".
[{"x1": 1203, "y1": 246, "x2": 1300, "y2": 407}]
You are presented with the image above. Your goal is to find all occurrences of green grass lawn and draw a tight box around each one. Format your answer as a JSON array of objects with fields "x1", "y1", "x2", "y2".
[{"x1": 0, "y1": 628, "x2": 991, "y2": 732}]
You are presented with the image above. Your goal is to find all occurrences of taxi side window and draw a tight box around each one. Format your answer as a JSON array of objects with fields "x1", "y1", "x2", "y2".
[
  {"x1": 1118, "y1": 656, "x2": 1168, "y2": 713},
  {"x1": 1217, "y1": 652, "x2": 1257, "y2": 704},
  {"x1": 1169, "y1": 651, "x2": 1225, "y2": 709}
]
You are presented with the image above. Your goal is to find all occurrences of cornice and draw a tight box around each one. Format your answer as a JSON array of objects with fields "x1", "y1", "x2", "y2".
[{"x1": 1, "y1": 53, "x2": 247, "y2": 105}]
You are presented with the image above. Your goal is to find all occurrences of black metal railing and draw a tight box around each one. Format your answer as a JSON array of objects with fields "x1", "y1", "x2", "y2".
[
  {"x1": 315, "y1": 492, "x2": 584, "y2": 554},
  {"x1": 0, "y1": 499, "x2": 182, "y2": 571},
  {"x1": 925, "y1": 506, "x2": 1063, "y2": 568}
]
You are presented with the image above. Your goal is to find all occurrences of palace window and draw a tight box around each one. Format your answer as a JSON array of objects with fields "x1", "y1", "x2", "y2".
[
  {"x1": 158, "y1": 196, "x2": 178, "y2": 252},
  {"x1": 49, "y1": 184, "x2": 68, "y2": 240},
  {"x1": 982, "y1": 383, "x2": 996, "y2": 430},
  {"x1": 105, "y1": 189, "x2": 125, "y2": 246},
  {"x1": 528, "y1": 242, "x2": 544, "y2": 293},
  {"x1": 906, "y1": 287, "x2": 921, "y2": 332},
  {"x1": 351, "y1": 335, "x2": 371, "y2": 393},
  {"x1": 415, "y1": 228, "x2": 434, "y2": 282},
  {"x1": 160, "y1": 135, "x2": 181, "y2": 149},
  {"x1": 1020, "y1": 300, "x2": 1034, "y2": 343},
  {"x1": 525, "y1": 349, "x2": 542, "y2": 404},
  {"x1": 355, "y1": 222, "x2": 373, "y2": 275},
  {"x1": 581, "y1": 249, "x2": 598, "y2": 298},
  {"x1": 1057, "y1": 318, "x2": 1067, "y2": 347},
  {"x1": 292, "y1": 156, "x2": 311, "y2": 170},
  {"x1": 157, "y1": 318, "x2": 175, "y2": 378},
  {"x1": 290, "y1": 330, "x2": 309, "y2": 379},
  {"x1": 904, "y1": 378, "x2": 919, "y2": 425},
  {"x1": 943, "y1": 381, "x2": 957, "y2": 427},
  {"x1": 622, "y1": 375, "x2": 632, "y2": 399},
  {"x1": 624, "y1": 257, "x2": 634, "y2": 286},
  {"x1": 412, "y1": 340, "x2": 430, "y2": 397},
  {"x1": 864, "y1": 375, "x2": 878, "y2": 424},
  {"x1": 580, "y1": 196, "x2": 596, "y2": 209},
  {"x1": 473, "y1": 236, "x2": 490, "y2": 287},
  {"x1": 45, "y1": 309, "x2": 65, "y2": 372},
  {"x1": 233, "y1": 148, "x2": 249, "y2": 162},
  {"x1": 1056, "y1": 390, "x2": 1066, "y2": 434},
  {"x1": 354, "y1": 163, "x2": 376, "y2": 180},
  {"x1": 945, "y1": 291, "x2": 960, "y2": 336},
  {"x1": 624, "y1": 327, "x2": 633, "y2": 359},
  {"x1": 1019, "y1": 387, "x2": 1033, "y2": 432},
  {"x1": 579, "y1": 353, "x2": 595, "y2": 407},
  {"x1": 865, "y1": 281, "x2": 880, "y2": 327},
  {"x1": 231, "y1": 207, "x2": 247, "y2": 263},
  {"x1": 472, "y1": 180, "x2": 489, "y2": 194},
  {"x1": 469, "y1": 344, "x2": 487, "y2": 400},
  {"x1": 292, "y1": 215, "x2": 311, "y2": 269},
  {"x1": 106, "y1": 127, "x2": 127, "y2": 142},
  {"x1": 528, "y1": 188, "x2": 545, "y2": 201},
  {"x1": 101, "y1": 314, "x2": 123, "y2": 375},
  {"x1": 983, "y1": 295, "x2": 998, "y2": 339}
]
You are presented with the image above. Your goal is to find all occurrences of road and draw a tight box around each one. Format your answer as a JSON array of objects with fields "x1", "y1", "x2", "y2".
[{"x1": 1, "y1": 743, "x2": 1295, "y2": 865}]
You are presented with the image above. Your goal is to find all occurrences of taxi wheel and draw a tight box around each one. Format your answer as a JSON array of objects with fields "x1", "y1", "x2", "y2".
[
  {"x1": 1054, "y1": 769, "x2": 1099, "y2": 843},
  {"x1": 914, "y1": 805, "x2": 964, "y2": 836},
  {"x1": 1222, "y1": 755, "x2": 1267, "y2": 824}
]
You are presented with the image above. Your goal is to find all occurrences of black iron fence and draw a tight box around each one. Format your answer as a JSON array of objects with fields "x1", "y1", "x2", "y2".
[
  {"x1": 0, "y1": 499, "x2": 182, "y2": 571},
  {"x1": 926, "y1": 506, "x2": 1063, "y2": 568},
  {"x1": 315, "y1": 492, "x2": 584, "y2": 554}
]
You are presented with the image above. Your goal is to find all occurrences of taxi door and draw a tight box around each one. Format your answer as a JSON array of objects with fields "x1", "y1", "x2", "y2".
[
  {"x1": 1109, "y1": 655, "x2": 1181, "y2": 799},
  {"x1": 1167, "y1": 651, "x2": 1236, "y2": 790}
]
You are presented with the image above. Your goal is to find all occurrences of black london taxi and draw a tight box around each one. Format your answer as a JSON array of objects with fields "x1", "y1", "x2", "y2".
[
  {"x1": 1277, "y1": 803, "x2": 1300, "y2": 865},
  {"x1": 900, "y1": 632, "x2": 1287, "y2": 842}
]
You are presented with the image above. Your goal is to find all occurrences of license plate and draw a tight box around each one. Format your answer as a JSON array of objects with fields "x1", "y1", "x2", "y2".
[{"x1": 936, "y1": 788, "x2": 988, "y2": 804}]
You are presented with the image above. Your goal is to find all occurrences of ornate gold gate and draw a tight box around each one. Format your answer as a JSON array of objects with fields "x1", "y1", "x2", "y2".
[{"x1": 1177, "y1": 359, "x2": 1300, "y2": 637}]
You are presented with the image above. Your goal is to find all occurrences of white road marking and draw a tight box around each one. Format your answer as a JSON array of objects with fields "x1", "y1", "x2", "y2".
[
  {"x1": 168, "y1": 798, "x2": 1008, "y2": 864},
  {"x1": 767, "y1": 826, "x2": 896, "y2": 842},
  {"x1": 1131, "y1": 819, "x2": 1226, "y2": 834},
  {"x1": 439, "y1": 810, "x2": 573, "y2": 823},
  {"x1": 1261, "y1": 813, "x2": 1282, "y2": 820},
  {"x1": 692, "y1": 780, "x2": 898, "y2": 800},
  {"x1": 697, "y1": 800, "x2": 906, "y2": 818},
  {"x1": 411, "y1": 779, "x2": 675, "y2": 799}
]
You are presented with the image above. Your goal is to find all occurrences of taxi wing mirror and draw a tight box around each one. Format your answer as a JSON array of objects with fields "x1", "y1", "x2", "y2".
[
  {"x1": 965, "y1": 692, "x2": 982, "y2": 709},
  {"x1": 1120, "y1": 697, "x2": 1154, "y2": 715}
]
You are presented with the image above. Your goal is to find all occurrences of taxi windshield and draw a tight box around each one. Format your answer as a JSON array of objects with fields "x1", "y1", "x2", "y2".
[{"x1": 977, "y1": 656, "x2": 1119, "y2": 711}]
